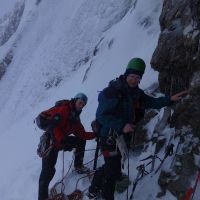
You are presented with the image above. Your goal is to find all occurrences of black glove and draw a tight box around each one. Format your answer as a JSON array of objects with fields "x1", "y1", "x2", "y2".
[{"x1": 91, "y1": 119, "x2": 100, "y2": 133}]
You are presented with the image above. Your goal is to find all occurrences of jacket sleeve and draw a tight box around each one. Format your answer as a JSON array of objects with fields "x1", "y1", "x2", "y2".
[
  {"x1": 142, "y1": 91, "x2": 173, "y2": 109},
  {"x1": 73, "y1": 122, "x2": 96, "y2": 140},
  {"x1": 96, "y1": 91, "x2": 126, "y2": 133}
]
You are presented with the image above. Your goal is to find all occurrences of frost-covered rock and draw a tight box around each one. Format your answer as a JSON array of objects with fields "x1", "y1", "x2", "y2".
[
  {"x1": 151, "y1": 0, "x2": 200, "y2": 95},
  {"x1": 152, "y1": 0, "x2": 200, "y2": 198}
]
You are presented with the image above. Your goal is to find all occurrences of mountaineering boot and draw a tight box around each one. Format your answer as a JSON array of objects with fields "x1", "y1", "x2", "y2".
[
  {"x1": 87, "y1": 192, "x2": 98, "y2": 199},
  {"x1": 88, "y1": 186, "x2": 102, "y2": 199},
  {"x1": 87, "y1": 191, "x2": 101, "y2": 199},
  {"x1": 115, "y1": 174, "x2": 131, "y2": 193},
  {"x1": 74, "y1": 165, "x2": 90, "y2": 174}
]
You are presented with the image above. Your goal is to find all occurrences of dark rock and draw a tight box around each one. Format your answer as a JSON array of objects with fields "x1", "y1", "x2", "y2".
[
  {"x1": 151, "y1": 0, "x2": 200, "y2": 199},
  {"x1": 0, "y1": 51, "x2": 13, "y2": 80},
  {"x1": 151, "y1": 0, "x2": 200, "y2": 95},
  {"x1": 0, "y1": 1, "x2": 25, "y2": 46}
]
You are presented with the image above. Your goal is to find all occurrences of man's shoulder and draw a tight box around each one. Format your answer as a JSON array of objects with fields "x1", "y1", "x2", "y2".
[
  {"x1": 108, "y1": 75, "x2": 125, "y2": 87},
  {"x1": 102, "y1": 87, "x2": 119, "y2": 99},
  {"x1": 55, "y1": 99, "x2": 70, "y2": 107},
  {"x1": 51, "y1": 100, "x2": 72, "y2": 115},
  {"x1": 137, "y1": 87, "x2": 145, "y2": 95},
  {"x1": 102, "y1": 75, "x2": 126, "y2": 98},
  {"x1": 135, "y1": 87, "x2": 146, "y2": 101}
]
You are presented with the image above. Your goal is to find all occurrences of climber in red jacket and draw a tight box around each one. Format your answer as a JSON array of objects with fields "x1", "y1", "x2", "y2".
[{"x1": 37, "y1": 93, "x2": 95, "y2": 200}]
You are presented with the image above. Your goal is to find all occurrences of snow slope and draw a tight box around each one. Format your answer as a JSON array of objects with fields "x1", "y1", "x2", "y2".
[
  {"x1": 0, "y1": 0, "x2": 18, "y2": 17},
  {"x1": 0, "y1": 0, "x2": 178, "y2": 199}
]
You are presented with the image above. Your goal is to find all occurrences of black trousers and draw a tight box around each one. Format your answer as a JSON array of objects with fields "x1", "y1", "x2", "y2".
[
  {"x1": 89, "y1": 137, "x2": 122, "y2": 200},
  {"x1": 38, "y1": 136, "x2": 86, "y2": 200}
]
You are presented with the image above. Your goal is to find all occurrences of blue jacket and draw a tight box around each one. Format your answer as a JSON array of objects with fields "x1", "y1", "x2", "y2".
[{"x1": 96, "y1": 76, "x2": 172, "y2": 137}]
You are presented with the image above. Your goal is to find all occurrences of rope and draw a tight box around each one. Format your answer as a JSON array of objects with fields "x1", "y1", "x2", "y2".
[
  {"x1": 49, "y1": 145, "x2": 102, "y2": 199},
  {"x1": 83, "y1": 153, "x2": 102, "y2": 166},
  {"x1": 49, "y1": 148, "x2": 101, "y2": 197},
  {"x1": 84, "y1": 148, "x2": 97, "y2": 152},
  {"x1": 129, "y1": 164, "x2": 149, "y2": 200},
  {"x1": 50, "y1": 158, "x2": 74, "y2": 197},
  {"x1": 127, "y1": 147, "x2": 130, "y2": 200},
  {"x1": 191, "y1": 169, "x2": 200, "y2": 200},
  {"x1": 75, "y1": 170, "x2": 96, "y2": 190},
  {"x1": 74, "y1": 148, "x2": 97, "y2": 154},
  {"x1": 61, "y1": 151, "x2": 65, "y2": 193}
]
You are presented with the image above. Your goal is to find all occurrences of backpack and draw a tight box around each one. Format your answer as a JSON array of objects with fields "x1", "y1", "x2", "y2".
[
  {"x1": 35, "y1": 99, "x2": 70, "y2": 131},
  {"x1": 35, "y1": 111, "x2": 52, "y2": 131}
]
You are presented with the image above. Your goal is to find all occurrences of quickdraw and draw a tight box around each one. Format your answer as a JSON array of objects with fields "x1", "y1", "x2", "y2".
[
  {"x1": 184, "y1": 169, "x2": 200, "y2": 200},
  {"x1": 129, "y1": 164, "x2": 149, "y2": 200},
  {"x1": 154, "y1": 144, "x2": 174, "y2": 174},
  {"x1": 140, "y1": 154, "x2": 162, "y2": 173}
]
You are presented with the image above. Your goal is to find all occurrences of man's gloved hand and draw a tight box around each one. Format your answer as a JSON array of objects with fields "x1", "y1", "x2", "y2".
[
  {"x1": 91, "y1": 119, "x2": 100, "y2": 133},
  {"x1": 115, "y1": 174, "x2": 131, "y2": 193},
  {"x1": 170, "y1": 90, "x2": 188, "y2": 102}
]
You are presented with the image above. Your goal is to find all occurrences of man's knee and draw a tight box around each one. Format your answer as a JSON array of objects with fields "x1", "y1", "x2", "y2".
[
  {"x1": 39, "y1": 166, "x2": 56, "y2": 185},
  {"x1": 77, "y1": 138, "x2": 86, "y2": 148},
  {"x1": 90, "y1": 166, "x2": 104, "y2": 187},
  {"x1": 104, "y1": 156, "x2": 122, "y2": 179}
]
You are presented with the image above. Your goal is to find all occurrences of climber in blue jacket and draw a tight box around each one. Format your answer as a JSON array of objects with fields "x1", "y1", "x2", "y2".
[{"x1": 88, "y1": 57, "x2": 187, "y2": 200}]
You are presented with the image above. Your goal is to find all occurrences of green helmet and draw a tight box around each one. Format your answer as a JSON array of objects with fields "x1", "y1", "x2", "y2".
[{"x1": 125, "y1": 58, "x2": 146, "y2": 77}]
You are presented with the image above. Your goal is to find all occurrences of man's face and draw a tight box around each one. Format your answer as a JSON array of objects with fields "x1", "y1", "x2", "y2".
[
  {"x1": 126, "y1": 74, "x2": 141, "y2": 88},
  {"x1": 75, "y1": 99, "x2": 86, "y2": 111}
]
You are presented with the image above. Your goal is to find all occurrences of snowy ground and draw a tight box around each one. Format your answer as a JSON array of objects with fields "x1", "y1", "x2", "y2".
[
  {"x1": 0, "y1": 0, "x2": 180, "y2": 199},
  {"x1": 0, "y1": 0, "x2": 17, "y2": 17}
]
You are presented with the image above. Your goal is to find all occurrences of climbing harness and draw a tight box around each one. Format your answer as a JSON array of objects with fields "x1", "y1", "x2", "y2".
[{"x1": 127, "y1": 146, "x2": 130, "y2": 200}]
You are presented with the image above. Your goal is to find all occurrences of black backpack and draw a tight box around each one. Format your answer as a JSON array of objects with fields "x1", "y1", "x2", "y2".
[
  {"x1": 35, "y1": 99, "x2": 69, "y2": 131},
  {"x1": 35, "y1": 112, "x2": 53, "y2": 131}
]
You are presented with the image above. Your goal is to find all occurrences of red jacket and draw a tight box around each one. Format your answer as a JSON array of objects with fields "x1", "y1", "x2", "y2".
[{"x1": 45, "y1": 101, "x2": 95, "y2": 149}]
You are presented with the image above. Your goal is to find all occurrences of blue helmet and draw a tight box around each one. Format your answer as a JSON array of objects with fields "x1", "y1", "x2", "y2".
[{"x1": 74, "y1": 93, "x2": 88, "y2": 104}]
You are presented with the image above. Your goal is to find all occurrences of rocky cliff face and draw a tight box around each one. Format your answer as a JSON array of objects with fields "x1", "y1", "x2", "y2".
[
  {"x1": 151, "y1": 0, "x2": 200, "y2": 95},
  {"x1": 151, "y1": 0, "x2": 200, "y2": 199}
]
